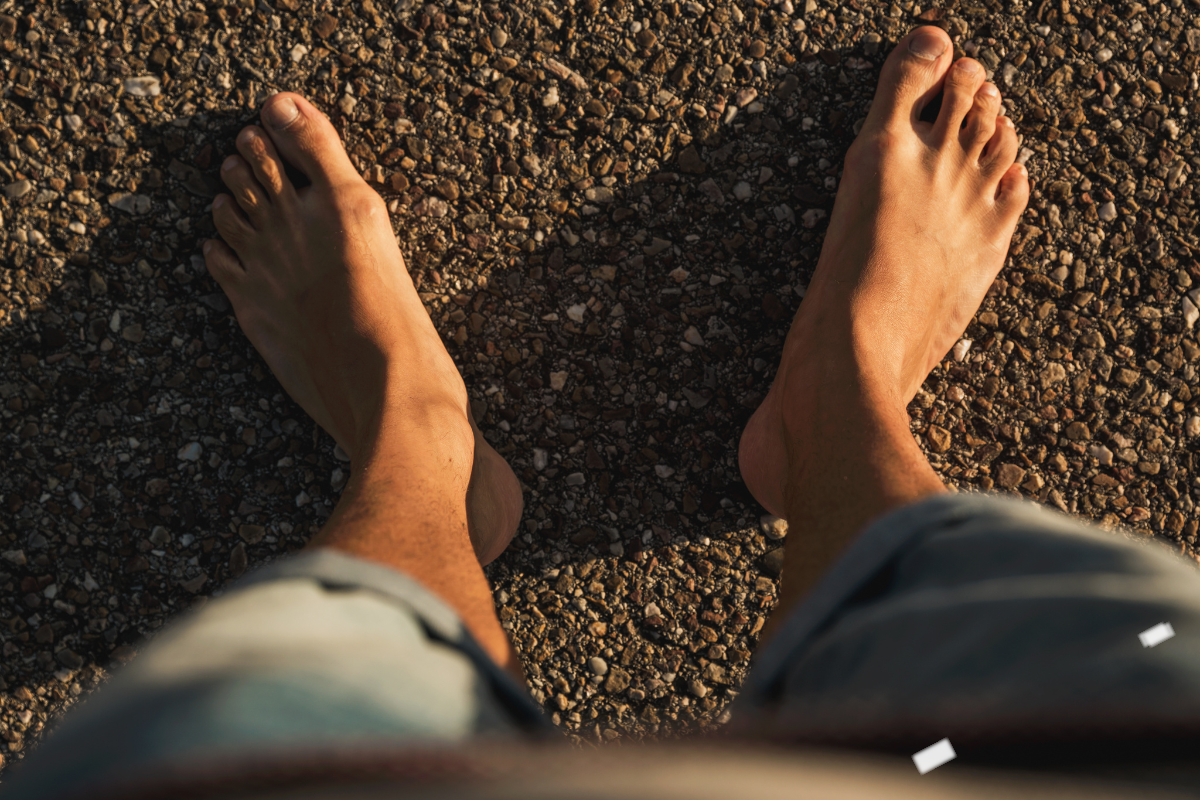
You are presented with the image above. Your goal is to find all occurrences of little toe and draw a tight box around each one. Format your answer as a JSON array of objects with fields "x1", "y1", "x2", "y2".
[
  {"x1": 203, "y1": 238, "x2": 246, "y2": 286},
  {"x1": 933, "y1": 58, "x2": 986, "y2": 143},
  {"x1": 980, "y1": 115, "x2": 1020, "y2": 180},
  {"x1": 211, "y1": 193, "x2": 256, "y2": 247},
  {"x1": 962, "y1": 82, "x2": 1001, "y2": 159},
  {"x1": 996, "y1": 162, "x2": 1031, "y2": 220},
  {"x1": 259, "y1": 92, "x2": 360, "y2": 188},
  {"x1": 862, "y1": 26, "x2": 953, "y2": 132},
  {"x1": 220, "y1": 155, "x2": 270, "y2": 223},
  {"x1": 236, "y1": 126, "x2": 292, "y2": 200}
]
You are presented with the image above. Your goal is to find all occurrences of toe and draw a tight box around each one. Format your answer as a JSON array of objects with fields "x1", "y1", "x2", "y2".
[
  {"x1": 260, "y1": 92, "x2": 360, "y2": 187},
  {"x1": 863, "y1": 26, "x2": 953, "y2": 132},
  {"x1": 934, "y1": 58, "x2": 986, "y2": 142},
  {"x1": 220, "y1": 155, "x2": 270, "y2": 224},
  {"x1": 203, "y1": 238, "x2": 245, "y2": 286},
  {"x1": 996, "y1": 162, "x2": 1031, "y2": 219},
  {"x1": 211, "y1": 193, "x2": 256, "y2": 247},
  {"x1": 962, "y1": 82, "x2": 1001, "y2": 159},
  {"x1": 980, "y1": 115, "x2": 1019, "y2": 180},
  {"x1": 236, "y1": 126, "x2": 293, "y2": 200}
]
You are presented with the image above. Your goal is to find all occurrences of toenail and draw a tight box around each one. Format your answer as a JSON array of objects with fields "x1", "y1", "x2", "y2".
[
  {"x1": 222, "y1": 157, "x2": 237, "y2": 172},
  {"x1": 213, "y1": 195, "x2": 226, "y2": 208},
  {"x1": 953, "y1": 59, "x2": 980, "y2": 75},
  {"x1": 980, "y1": 83, "x2": 1000, "y2": 98},
  {"x1": 908, "y1": 29, "x2": 946, "y2": 60},
  {"x1": 203, "y1": 240, "x2": 212, "y2": 255},
  {"x1": 264, "y1": 96, "x2": 300, "y2": 128}
]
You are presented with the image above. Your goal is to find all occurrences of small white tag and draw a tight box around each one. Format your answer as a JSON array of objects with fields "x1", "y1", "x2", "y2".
[
  {"x1": 1139, "y1": 622, "x2": 1175, "y2": 648},
  {"x1": 912, "y1": 738, "x2": 957, "y2": 775}
]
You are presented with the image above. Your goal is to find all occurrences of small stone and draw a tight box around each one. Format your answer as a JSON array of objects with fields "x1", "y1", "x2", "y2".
[
  {"x1": 238, "y1": 524, "x2": 266, "y2": 544},
  {"x1": 760, "y1": 514, "x2": 787, "y2": 540},
  {"x1": 533, "y1": 449, "x2": 549, "y2": 470},
  {"x1": 549, "y1": 371, "x2": 568, "y2": 391},
  {"x1": 604, "y1": 667, "x2": 631, "y2": 693},
  {"x1": 1095, "y1": 47, "x2": 1113, "y2": 63},
  {"x1": 64, "y1": 114, "x2": 83, "y2": 132},
  {"x1": 56, "y1": 649, "x2": 84, "y2": 670},
  {"x1": 588, "y1": 656, "x2": 609, "y2": 676},
  {"x1": 745, "y1": 39, "x2": 767, "y2": 58},
  {"x1": 683, "y1": 326, "x2": 705, "y2": 346},
  {"x1": 566, "y1": 304, "x2": 587, "y2": 323},
  {"x1": 295, "y1": 491, "x2": 312, "y2": 507},
  {"x1": 996, "y1": 463, "x2": 1026, "y2": 490},
  {"x1": 180, "y1": 573, "x2": 208, "y2": 593},
  {"x1": 760, "y1": 548, "x2": 784, "y2": 577},
  {"x1": 490, "y1": 26, "x2": 508, "y2": 47},
  {"x1": 1066, "y1": 421, "x2": 1091, "y2": 441},
  {"x1": 735, "y1": 87, "x2": 758, "y2": 108},
  {"x1": 952, "y1": 339, "x2": 972, "y2": 362},
  {"x1": 338, "y1": 95, "x2": 358, "y2": 115},
  {"x1": 1183, "y1": 296, "x2": 1199, "y2": 329},
  {"x1": 177, "y1": 442, "x2": 203, "y2": 461},
  {"x1": 2, "y1": 550, "x2": 26, "y2": 566},
  {"x1": 926, "y1": 425, "x2": 952, "y2": 453},
  {"x1": 108, "y1": 193, "x2": 152, "y2": 215},
  {"x1": 688, "y1": 679, "x2": 709, "y2": 698},
  {"x1": 314, "y1": 13, "x2": 338, "y2": 39},
  {"x1": 1098, "y1": 201, "x2": 1117, "y2": 222},
  {"x1": 732, "y1": 181, "x2": 753, "y2": 201},
  {"x1": 654, "y1": 464, "x2": 675, "y2": 479},
  {"x1": 1089, "y1": 444, "x2": 1114, "y2": 465},
  {"x1": 1186, "y1": 417, "x2": 1200, "y2": 437},
  {"x1": 123, "y1": 76, "x2": 161, "y2": 97},
  {"x1": 678, "y1": 145, "x2": 706, "y2": 174},
  {"x1": 4, "y1": 180, "x2": 32, "y2": 199},
  {"x1": 565, "y1": 472, "x2": 586, "y2": 486},
  {"x1": 290, "y1": 43, "x2": 309, "y2": 62}
]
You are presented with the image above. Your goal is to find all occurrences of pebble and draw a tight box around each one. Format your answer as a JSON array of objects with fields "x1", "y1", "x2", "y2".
[
  {"x1": 123, "y1": 76, "x2": 161, "y2": 97},
  {"x1": 732, "y1": 181, "x2": 753, "y2": 201},
  {"x1": 566, "y1": 304, "x2": 587, "y2": 323},
  {"x1": 588, "y1": 657, "x2": 609, "y2": 676},
  {"x1": 177, "y1": 442, "x2": 203, "y2": 461},
  {"x1": 1183, "y1": 296, "x2": 1199, "y2": 329},
  {"x1": 952, "y1": 339, "x2": 972, "y2": 362},
  {"x1": 1098, "y1": 201, "x2": 1117, "y2": 222},
  {"x1": 490, "y1": 26, "x2": 508, "y2": 48},
  {"x1": 4, "y1": 180, "x2": 32, "y2": 199},
  {"x1": 108, "y1": 193, "x2": 152, "y2": 215},
  {"x1": 683, "y1": 326, "x2": 705, "y2": 347},
  {"x1": 1186, "y1": 417, "x2": 1200, "y2": 438},
  {"x1": 760, "y1": 515, "x2": 788, "y2": 540}
]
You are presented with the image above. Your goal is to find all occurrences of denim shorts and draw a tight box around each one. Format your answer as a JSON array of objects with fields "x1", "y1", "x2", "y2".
[{"x1": 9, "y1": 494, "x2": 1200, "y2": 799}]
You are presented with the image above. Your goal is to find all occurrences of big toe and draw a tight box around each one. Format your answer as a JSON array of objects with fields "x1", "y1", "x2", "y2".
[
  {"x1": 260, "y1": 92, "x2": 360, "y2": 187},
  {"x1": 864, "y1": 26, "x2": 953, "y2": 132}
]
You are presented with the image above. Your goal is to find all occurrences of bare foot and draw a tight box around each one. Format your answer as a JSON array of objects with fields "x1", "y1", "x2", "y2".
[
  {"x1": 204, "y1": 92, "x2": 521, "y2": 565},
  {"x1": 739, "y1": 27, "x2": 1030, "y2": 518}
]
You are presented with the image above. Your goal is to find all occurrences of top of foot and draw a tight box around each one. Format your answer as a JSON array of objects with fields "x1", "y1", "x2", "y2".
[
  {"x1": 203, "y1": 93, "x2": 522, "y2": 564},
  {"x1": 739, "y1": 27, "x2": 1031, "y2": 518}
]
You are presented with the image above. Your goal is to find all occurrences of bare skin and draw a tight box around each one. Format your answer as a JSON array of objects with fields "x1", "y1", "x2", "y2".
[
  {"x1": 203, "y1": 93, "x2": 520, "y2": 669},
  {"x1": 739, "y1": 27, "x2": 1031, "y2": 634}
]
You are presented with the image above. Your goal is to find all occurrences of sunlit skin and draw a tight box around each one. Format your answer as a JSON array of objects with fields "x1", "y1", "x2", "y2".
[{"x1": 739, "y1": 27, "x2": 1030, "y2": 638}]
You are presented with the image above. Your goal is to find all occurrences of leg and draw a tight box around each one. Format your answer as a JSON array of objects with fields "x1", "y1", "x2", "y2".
[
  {"x1": 203, "y1": 93, "x2": 522, "y2": 669},
  {"x1": 738, "y1": 26, "x2": 1029, "y2": 633}
]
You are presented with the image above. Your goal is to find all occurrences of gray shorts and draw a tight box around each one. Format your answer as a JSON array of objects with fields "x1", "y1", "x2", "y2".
[{"x1": 9, "y1": 494, "x2": 1200, "y2": 799}]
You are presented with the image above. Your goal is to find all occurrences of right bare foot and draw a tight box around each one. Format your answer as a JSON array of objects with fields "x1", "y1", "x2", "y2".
[
  {"x1": 740, "y1": 27, "x2": 1030, "y2": 518},
  {"x1": 204, "y1": 93, "x2": 521, "y2": 564}
]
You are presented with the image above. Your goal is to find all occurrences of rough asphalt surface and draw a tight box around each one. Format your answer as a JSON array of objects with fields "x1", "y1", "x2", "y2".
[{"x1": 1, "y1": 0, "x2": 1199, "y2": 773}]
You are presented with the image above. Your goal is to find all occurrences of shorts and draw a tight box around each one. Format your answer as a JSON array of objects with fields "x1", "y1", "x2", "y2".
[{"x1": 9, "y1": 493, "x2": 1200, "y2": 799}]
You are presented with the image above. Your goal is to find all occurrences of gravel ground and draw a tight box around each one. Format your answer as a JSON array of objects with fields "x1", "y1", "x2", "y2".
[{"x1": 2, "y1": 0, "x2": 1200, "y2": 773}]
